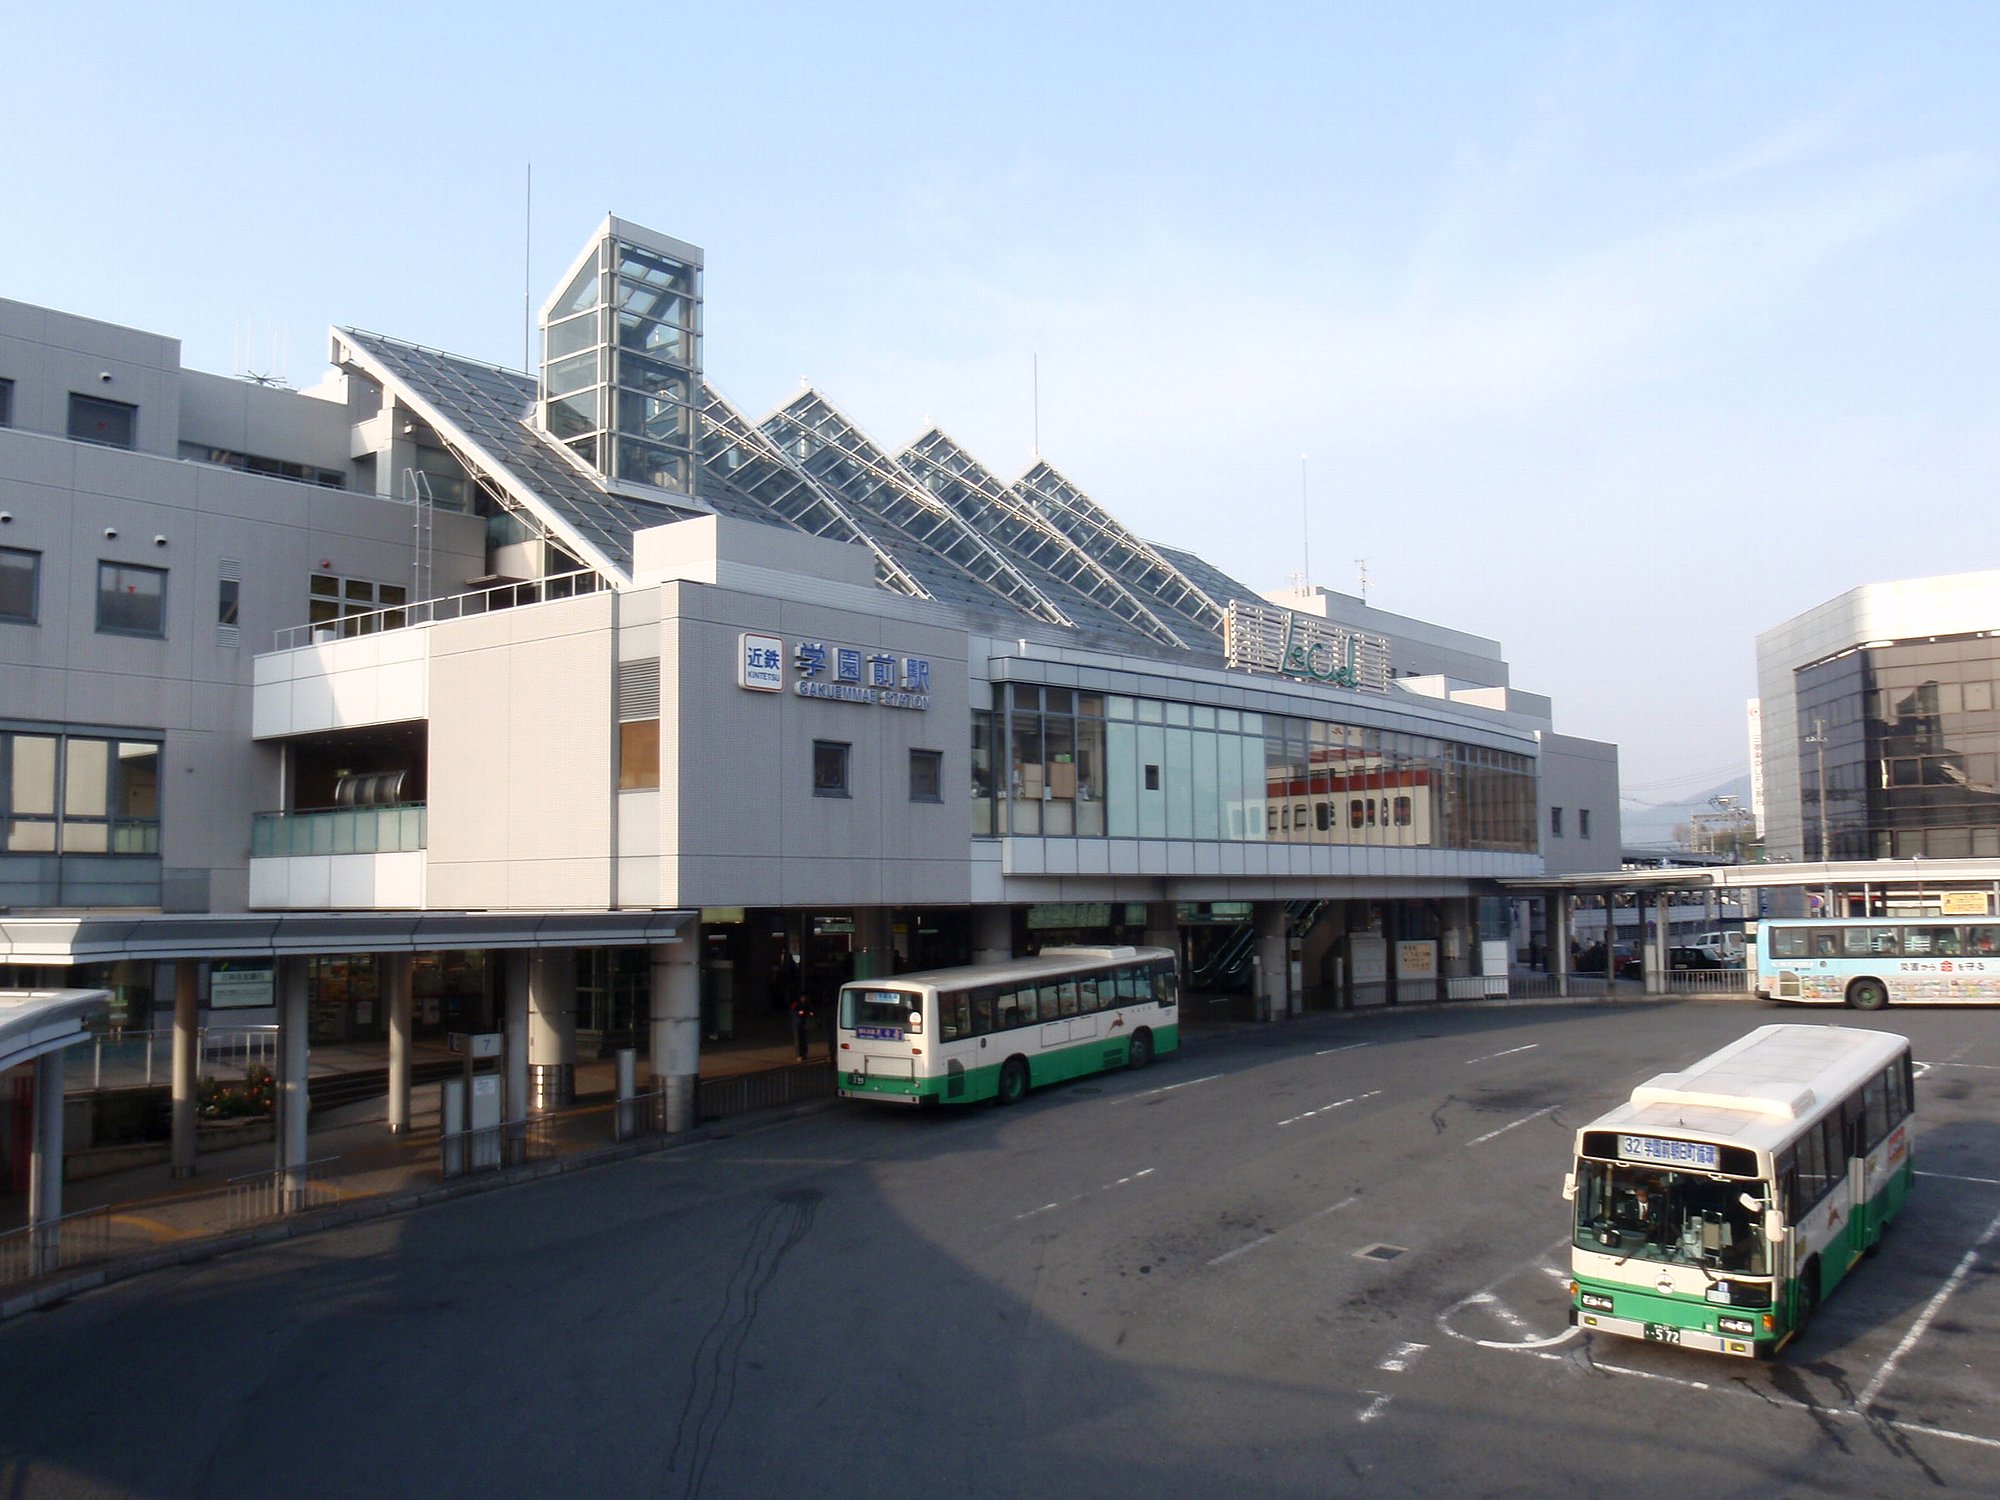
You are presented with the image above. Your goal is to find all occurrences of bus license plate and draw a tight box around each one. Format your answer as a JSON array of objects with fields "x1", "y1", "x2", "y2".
[{"x1": 1643, "y1": 1323, "x2": 1682, "y2": 1345}]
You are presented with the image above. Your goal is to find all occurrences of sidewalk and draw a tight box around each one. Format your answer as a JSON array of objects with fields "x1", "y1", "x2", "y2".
[{"x1": 2, "y1": 1013, "x2": 826, "y2": 1253}]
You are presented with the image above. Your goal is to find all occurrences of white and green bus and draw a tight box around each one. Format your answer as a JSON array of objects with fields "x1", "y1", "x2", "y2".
[
  {"x1": 1567, "y1": 1023, "x2": 1914, "y2": 1358},
  {"x1": 1757, "y1": 916, "x2": 2000, "y2": 1008},
  {"x1": 835, "y1": 945, "x2": 1179, "y2": 1107}
]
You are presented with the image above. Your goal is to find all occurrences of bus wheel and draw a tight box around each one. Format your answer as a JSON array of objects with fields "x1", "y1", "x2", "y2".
[
  {"x1": 996, "y1": 1057, "x2": 1030, "y2": 1106},
  {"x1": 1795, "y1": 1258, "x2": 1821, "y2": 1337},
  {"x1": 1847, "y1": 978, "x2": 1889, "y2": 1011},
  {"x1": 1127, "y1": 1029, "x2": 1154, "y2": 1070}
]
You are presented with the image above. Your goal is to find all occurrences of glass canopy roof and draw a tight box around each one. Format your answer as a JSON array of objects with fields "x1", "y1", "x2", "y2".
[{"x1": 336, "y1": 331, "x2": 1254, "y2": 665}]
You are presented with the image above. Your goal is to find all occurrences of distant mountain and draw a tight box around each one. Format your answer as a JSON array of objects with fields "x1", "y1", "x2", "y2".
[{"x1": 1621, "y1": 774, "x2": 1754, "y2": 850}]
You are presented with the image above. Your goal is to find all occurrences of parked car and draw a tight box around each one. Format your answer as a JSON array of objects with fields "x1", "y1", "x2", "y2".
[
  {"x1": 1578, "y1": 943, "x2": 1643, "y2": 978},
  {"x1": 1669, "y1": 946, "x2": 1723, "y2": 970},
  {"x1": 1689, "y1": 931, "x2": 1745, "y2": 965}
]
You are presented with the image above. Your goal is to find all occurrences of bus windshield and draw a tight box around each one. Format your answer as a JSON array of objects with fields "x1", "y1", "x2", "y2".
[
  {"x1": 840, "y1": 988, "x2": 923, "y2": 1034},
  {"x1": 1573, "y1": 1161, "x2": 1770, "y2": 1276}
]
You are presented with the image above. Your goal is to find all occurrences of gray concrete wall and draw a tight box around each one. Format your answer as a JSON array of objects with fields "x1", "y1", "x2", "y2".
[{"x1": 1536, "y1": 730, "x2": 1622, "y2": 875}]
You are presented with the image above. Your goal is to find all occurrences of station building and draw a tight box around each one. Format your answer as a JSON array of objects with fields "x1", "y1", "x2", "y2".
[
  {"x1": 1754, "y1": 569, "x2": 2000, "y2": 862},
  {"x1": 1, "y1": 215, "x2": 1620, "y2": 1157}
]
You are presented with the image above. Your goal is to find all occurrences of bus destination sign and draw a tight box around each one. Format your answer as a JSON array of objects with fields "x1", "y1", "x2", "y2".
[{"x1": 1617, "y1": 1135, "x2": 1720, "y2": 1170}]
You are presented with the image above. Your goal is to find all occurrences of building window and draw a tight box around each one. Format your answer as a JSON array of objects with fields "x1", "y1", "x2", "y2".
[
  {"x1": 96, "y1": 561, "x2": 167, "y2": 637},
  {"x1": 217, "y1": 577, "x2": 240, "y2": 627},
  {"x1": 1550, "y1": 806, "x2": 1564, "y2": 837},
  {"x1": 1579, "y1": 808, "x2": 1592, "y2": 839},
  {"x1": 1, "y1": 730, "x2": 159, "y2": 854},
  {"x1": 178, "y1": 443, "x2": 346, "y2": 489},
  {"x1": 309, "y1": 572, "x2": 408, "y2": 635},
  {"x1": 618, "y1": 719, "x2": 660, "y2": 790},
  {"x1": 0, "y1": 378, "x2": 13, "y2": 426},
  {"x1": 0, "y1": 546, "x2": 39, "y2": 624},
  {"x1": 69, "y1": 393, "x2": 137, "y2": 449},
  {"x1": 909, "y1": 749, "x2": 943, "y2": 802},
  {"x1": 814, "y1": 740, "x2": 850, "y2": 797}
]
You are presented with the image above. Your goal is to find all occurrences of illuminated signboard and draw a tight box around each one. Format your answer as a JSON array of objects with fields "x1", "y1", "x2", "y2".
[
  {"x1": 1617, "y1": 1135, "x2": 1721, "y2": 1170},
  {"x1": 1223, "y1": 600, "x2": 1390, "y2": 692}
]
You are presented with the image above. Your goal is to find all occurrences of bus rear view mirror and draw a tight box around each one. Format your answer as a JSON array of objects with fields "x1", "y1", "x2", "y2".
[
  {"x1": 1738, "y1": 1193, "x2": 1762, "y2": 1214},
  {"x1": 1562, "y1": 1172, "x2": 1577, "y2": 1202}
]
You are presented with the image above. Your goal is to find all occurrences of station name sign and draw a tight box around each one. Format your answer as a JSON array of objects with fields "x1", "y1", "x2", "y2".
[
  {"x1": 1223, "y1": 601, "x2": 1390, "y2": 692},
  {"x1": 739, "y1": 632, "x2": 932, "y2": 710}
]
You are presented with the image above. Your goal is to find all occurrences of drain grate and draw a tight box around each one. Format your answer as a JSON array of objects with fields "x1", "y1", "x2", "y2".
[{"x1": 1353, "y1": 1243, "x2": 1409, "y2": 1263}]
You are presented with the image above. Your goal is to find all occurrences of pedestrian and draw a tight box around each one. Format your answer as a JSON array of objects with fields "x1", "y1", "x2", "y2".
[{"x1": 789, "y1": 990, "x2": 815, "y2": 1062}]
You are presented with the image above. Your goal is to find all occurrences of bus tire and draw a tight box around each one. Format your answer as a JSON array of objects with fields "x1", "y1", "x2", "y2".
[
  {"x1": 1847, "y1": 977, "x2": 1889, "y2": 1011},
  {"x1": 996, "y1": 1056, "x2": 1030, "y2": 1106},
  {"x1": 1127, "y1": 1028, "x2": 1154, "y2": 1070},
  {"x1": 1795, "y1": 1257, "x2": 1821, "y2": 1339}
]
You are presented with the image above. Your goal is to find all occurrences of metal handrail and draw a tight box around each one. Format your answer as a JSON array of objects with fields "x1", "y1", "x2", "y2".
[
  {"x1": 0, "y1": 1205, "x2": 111, "y2": 1285},
  {"x1": 225, "y1": 1155, "x2": 340, "y2": 1225},
  {"x1": 76, "y1": 1024, "x2": 279, "y2": 1091},
  {"x1": 270, "y1": 568, "x2": 604, "y2": 651}
]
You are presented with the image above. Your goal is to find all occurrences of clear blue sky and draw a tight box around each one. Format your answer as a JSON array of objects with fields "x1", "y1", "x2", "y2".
[{"x1": 9, "y1": 2, "x2": 1997, "y2": 816}]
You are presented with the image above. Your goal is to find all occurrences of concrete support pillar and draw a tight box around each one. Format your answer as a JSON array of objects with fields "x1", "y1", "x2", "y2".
[
  {"x1": 1254, "y1": 903, "x2": 1288, "y2": 1022},
  {"x1": 1648, "y1": 893, "x2": 1671, "y2": 996},
  {"x1": 384, "y1": 953, "x2": 413, "y2": 1135},
  {"x1": 1553, "y1": 895, "x2": 1572, "y2": 998},
  {"x1": 972, "y1": 906, "x2": 1012, "y2": 966},
  {"x1": 1144, "y1": 901, "x2": 1179, "y2": 961},
  {"x1": 276, "y1": 957, "x2": 310, "y2": 1211},
  {"x1": 27, "y1": 1050, "x2": 65, "y2": 1276},
  {"x1": 503, "y1": 953, "x2": 530, "y2": 1154},
  {"x1": 527, "y1": 948, "x2": 577, "y2": 1111},
  {"x1": 851, "y1": 909, "x2": 894, "y2": 980},
  {"x1": 169, "y1": 958, "x2": 199, "y2": 1179},
  {"x1": 650, "y1": 938, "x2": 701, "y2": 1133}
]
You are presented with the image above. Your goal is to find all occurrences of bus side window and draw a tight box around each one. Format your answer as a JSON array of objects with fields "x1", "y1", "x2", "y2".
[
  {"x1": 1863, "y1": 1076, "x2": 1890, "y2": 1151},
  {"x1": 941, "y1": 995, "x2": 970, "y2": 1041},
  {"x1": 1970, "y1": 925, "x2": 1998, "y2": 956},
  {"x1": 1797, "y1": 1127, "x2": 1827, "y2": 1209},
  {"x1": 1772, "y1": 928, "x2": 1808, "y2": 960},
  {"x1": 1153, "y1": 960, "x2": 1178, "y2": 1003},
  {"x1": 1821, "y1": 1113, "x2": 1847, "y2": 1176},
  {"x1": 1074, "y1": 975, "x2": 1099, "y2": 1012},
  {"x1": 996, "y1": 987, "x2": 1026, "y2": 1030},
  {"x1": 1814, "y1": 933, "x2": 1838, "y2": 957},
  {"x1": 1774, "y1": 1147, "x2": 1798, "y2": 1221},
  {"x1": 969, "y1": 988, "x2": 996, "y2": 1036},
  {"x1": 1127, "y1": 964, "x2": 1154, "y2": 1003},
  {"x1": 1055, "y1": 980, "x2": 1079, "y2": 1018}
]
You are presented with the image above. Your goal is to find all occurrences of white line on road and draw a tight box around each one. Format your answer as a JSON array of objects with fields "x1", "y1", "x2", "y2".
[
  {"x1": 1207, "y1": 1234, "x2": 1276, "y2": 1267},
  {"x1": 1467, "y1": 1105, "x2": 1558, "y2": 1146},
  {"x1": 1916, "y1": 1170, "x2": 2000, "y2": 1186},
  {"x1": 1014, "y1": 1203, "x2": 1060, "y2": 1220},
  {"x1": 1117, "y1": 1072, "x2": 1223, "y2": 1102},
  {"x1": 1377, "y1": 1342, "x2": 1429, "y2": 1372},
  {"x1": 1277, "y1": 1090, "x2": 1382, "y2": 1127},
  {"x1": 1309, "y1": 1196, "x2": 1360, "y2": 1220},
  {"x1": 1856, "y1": 1201, "x2": 2000, "y2": 1413},
  {"x1": 1466, "y1": 1043, "x2": 1540, "y2": 1064},
  {"x1": 1316, "y1": 1042, "x2": 1374, "y2": 1056},
  {"x1": 1357, "y1": 1393, "x2": 1393, "y2": 1423}
]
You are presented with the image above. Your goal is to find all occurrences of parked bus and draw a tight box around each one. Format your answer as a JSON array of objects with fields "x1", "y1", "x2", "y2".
[
  {"x1": 1567, "y1": 1023, "x2": 1913, "y2": 1358},
  {"x1": 835, "y1": 946, "x2": 1178, "y2": 1106},
  {"x1": 1757, "y1": 916, "x2": 2000, "y2": 1009}
]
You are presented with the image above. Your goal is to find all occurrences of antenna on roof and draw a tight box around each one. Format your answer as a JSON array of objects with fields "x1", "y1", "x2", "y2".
[
  {"x1": 1299, "y1": 452, "x2": 1310, "y2": 592},
  {"x1": 1356, "y1": 558, "x2": 1370, "y2": 605},
  {"x1": 1032, "y1": 353, "x2": 1041, "y2": 460},
  {"x1": 523, "y1": 162, "x2": 533, "y2": 375}
]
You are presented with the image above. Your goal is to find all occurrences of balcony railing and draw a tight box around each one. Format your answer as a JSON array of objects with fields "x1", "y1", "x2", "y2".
[
  {"x1": 271, "y1": 569, "x2": 605, "y2": 651},
  {"x1": 251, "y1": 804, "x2": 426, "y2": 858}
]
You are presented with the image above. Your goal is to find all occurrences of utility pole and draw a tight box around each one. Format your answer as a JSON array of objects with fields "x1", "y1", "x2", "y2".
[{"x1": 1806, "y1": 717, "x2": 1830, "y2": 859}]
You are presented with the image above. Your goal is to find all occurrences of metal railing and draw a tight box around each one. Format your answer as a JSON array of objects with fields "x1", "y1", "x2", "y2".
[
  {"x1": 77, "y1": 1025, "x2": 279, "y2": 1092},
  {"x1": 250, "y1": 803, "x2": 426, "y2": 858},
  {"x1": 225, "y1": 1156, "x2": 341, "y2": 1226},
  {"x1": 440, "y1": 1117, "x2": 556, "y2": 1179},
  {"x1": 697, "y1": 1060, "x2": 836, "y2": 1121},
  {"x1": 0, "y1": 1206, "x2": 111, "y2": 1285},
  {"x1": 270, "y1": 569, "x2": 605, "y2": 651}
]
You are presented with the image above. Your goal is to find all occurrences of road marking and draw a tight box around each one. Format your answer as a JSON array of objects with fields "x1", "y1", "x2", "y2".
[
  {"x1": 1856, "y1": 1200, "x2": 2000, "y2": 1413},
  {"x1": 1467, "y1": 1105, "x2": 1558, "y2": 1146},
  {"x1": 1916, "y1": 1170, "x2": 2000, "y2": 1186},
  {"x1": 1922, "y1": 1059, "x2": 2000, "y2": 1071},
  {"x1": 1014, "y1": 1203, "x2": 1060, "y2": 1220},
  {"x1": 1309, "y1": 1195, "x2": 1359, "y2": 1220},
  {"x1": 1208, "y1": 1234, "x2": 1275, "y2": 1267},
  {"x1": 1466, "y1": 1043, "x2": 1539, "y2": 1064},
  {"x1": 1015, "y1": 1167, "x2": 1157, "y2": 1222},
  {"x1": 1117, "y1": 1072, "x2": 1222, "y2": 1102},
  {"x1": 1316, "y1": 1042, "x2": 1373, "y2": 1056},
  {"x1": 1377, "y1": 1342, "x2": 1429, "y2": 1372},
  {"x1": 1582, "y1": 1356, "x2": 2000, "y2": 1452},
  {"x1": 1357, "y1": 1392, "x2": 1392, "y2": 1423},
  {"x1": 1276, "y1": 1090, "x2": 1381, "y2": 1128}
]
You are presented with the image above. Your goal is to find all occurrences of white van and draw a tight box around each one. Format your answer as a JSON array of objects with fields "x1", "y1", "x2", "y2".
[{"x1": 1689, "y1": 931, "x2": 1744, "y2": 964}]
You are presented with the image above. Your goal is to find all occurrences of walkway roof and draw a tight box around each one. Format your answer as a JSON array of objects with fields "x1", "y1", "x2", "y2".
[
  {"x1": 0, "y1": 990, "x2": 113, "y2": 1072},
  {"x1": 0, "y1": 911, "x2": 696, "y2": 966}
]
